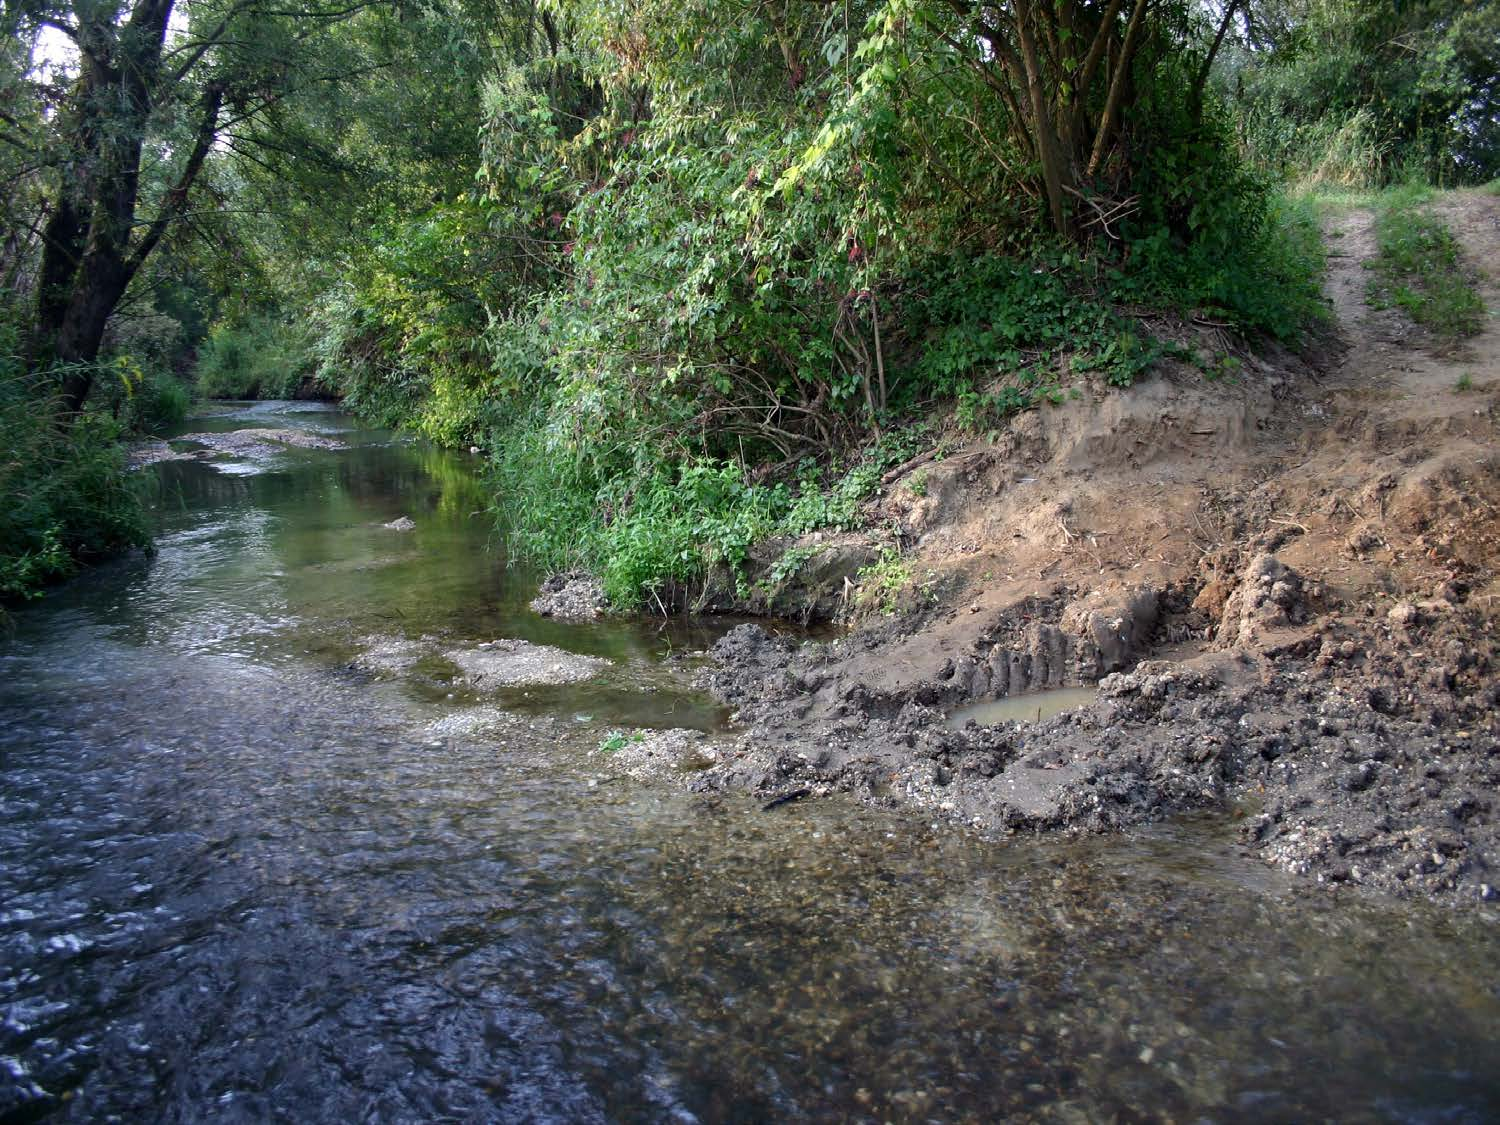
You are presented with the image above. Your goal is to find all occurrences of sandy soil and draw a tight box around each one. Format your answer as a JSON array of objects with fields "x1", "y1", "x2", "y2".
[{"x1": 686, "y1": 189, "x2": 1500, "y2": 910}]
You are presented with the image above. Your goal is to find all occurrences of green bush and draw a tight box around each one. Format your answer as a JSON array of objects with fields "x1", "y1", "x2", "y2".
[
  {"x1": 91, "y1": 359, "x2": 192, "y2": 435},
  {"x1": 1228, "y1": 0, "x2": 1500, "y2": 186},
  {"x1": 307, "y1": 0, "x2": 1331, "y2": 614},
  {"x1": 1117, "y1": 72, "x2": 1329, "y2": 341},
  {"x1": 487, "y1": 410, "x2": 790, "y2": 608},
  {"x1": 196, "y1": 315, "x2": 317, "y2": 400},
  {"x1": 127, "y1": 371, "x2": 192, "y2": 434},
  {"x1": 486, "y1": 396, "x2": 938, "y2": 608},
  {"x1": 1, "y1": 369, "x2": 150, "y2": 605}
]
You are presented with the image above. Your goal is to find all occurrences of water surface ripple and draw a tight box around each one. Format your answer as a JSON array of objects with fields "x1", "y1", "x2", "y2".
[{"x1": 2, "y1": 404, "x2": 1497, "y2": 1122}]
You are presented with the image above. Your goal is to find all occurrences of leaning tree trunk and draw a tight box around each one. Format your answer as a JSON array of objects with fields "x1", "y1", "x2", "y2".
[
  {"x1": 1012, "y1": 1, "x2": 1073, "y2": 237},
  {"x1": 32, "y1": 0, "x2": 175, "y2": 415},
  {"x1": 53, "y1": 260, "x2": 131, "y2": 415}
]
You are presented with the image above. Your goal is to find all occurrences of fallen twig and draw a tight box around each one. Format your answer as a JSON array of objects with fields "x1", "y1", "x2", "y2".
[
  {"x1": 761, "y1": 787, "x2": 812, "y2": 811},
  {"x1": 881, "y1": 447, "x2": 940, "y2": 487}
]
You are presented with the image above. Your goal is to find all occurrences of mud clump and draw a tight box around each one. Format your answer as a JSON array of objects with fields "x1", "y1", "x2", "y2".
[
  {"x1": 696, "y1": 609, "x2": 1499, "y2": 907},
  {"x1": 530, "y1": 573, "x2": 608, "y2": 620},
  {"x1": 1213, "y1": 553, "x2": 1318, "y2": 648}
]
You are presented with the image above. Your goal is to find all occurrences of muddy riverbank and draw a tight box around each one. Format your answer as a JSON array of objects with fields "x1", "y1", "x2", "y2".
[
  {"x1": 610, "y1": 192, "x2": 1500, "y2": 911},
  {"x1": 4, "y1": 400, "x2": 1499, "y2": 1120}
]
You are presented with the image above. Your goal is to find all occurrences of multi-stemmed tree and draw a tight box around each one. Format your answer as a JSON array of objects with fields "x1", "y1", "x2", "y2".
[{"x1": 5, "y1": 0, "x2": 394, "y2": 413}]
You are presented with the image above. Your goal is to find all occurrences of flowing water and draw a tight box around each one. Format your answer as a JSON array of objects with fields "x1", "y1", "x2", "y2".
[{"x1": 2, "y1": 403, "x2": 1498, "y2": 1123}]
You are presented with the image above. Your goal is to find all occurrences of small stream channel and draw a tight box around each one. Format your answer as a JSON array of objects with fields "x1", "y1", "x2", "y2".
[{"x1": 2, "y1": 403, "x2": 1497, "y2": 1122}]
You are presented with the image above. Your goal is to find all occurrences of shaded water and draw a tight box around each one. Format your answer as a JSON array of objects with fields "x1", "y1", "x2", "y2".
[{"x1": 2, "y1": 404, "x2": 1498, "y2": 1122}]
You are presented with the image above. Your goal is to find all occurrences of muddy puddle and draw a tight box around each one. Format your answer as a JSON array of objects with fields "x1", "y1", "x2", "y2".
[
  {"x1": 946, "y1": 686, "x2": 1100, "y2": 728},
  {"x1": 2, "y1": 402, "x2": 1498, "y2": 1121}
]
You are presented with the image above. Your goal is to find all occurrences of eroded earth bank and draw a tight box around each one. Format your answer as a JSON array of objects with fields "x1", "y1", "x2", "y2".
[{"x1": 624, "y1": 192, "x2": 1500, "y2": 910}]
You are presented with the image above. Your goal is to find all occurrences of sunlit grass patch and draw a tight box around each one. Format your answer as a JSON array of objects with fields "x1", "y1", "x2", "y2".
[{"x1": 1366, "y1": 186, "x2": 1486, "y2": 342}]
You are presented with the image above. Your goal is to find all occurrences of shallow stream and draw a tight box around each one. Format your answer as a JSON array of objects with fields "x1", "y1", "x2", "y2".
[{"x1": 2, "y1": 404, "x2": 1497, "y2": 1122}]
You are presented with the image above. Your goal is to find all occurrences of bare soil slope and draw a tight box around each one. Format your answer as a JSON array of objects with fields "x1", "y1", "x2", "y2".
[{"x1": 690, "y1": 190, "x2": 1500, "y2": 909}]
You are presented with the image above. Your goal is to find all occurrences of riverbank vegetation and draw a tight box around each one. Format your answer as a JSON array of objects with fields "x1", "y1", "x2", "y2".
[
  {"x1": 1, "y1": 0, "x2": 1495, "y2": 607},
  {"x1": 0, "y1": 371, "x2": 149, "y2": 608}
]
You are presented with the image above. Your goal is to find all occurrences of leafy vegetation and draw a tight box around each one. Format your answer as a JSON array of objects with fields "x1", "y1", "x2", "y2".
[
  {"x1": 1225, "y1": 0, "x2": 1500, "y2": 188},
  {"x1": 1367, "y1": 188, "x2": 1486, "y2": 342},
  {"x1": 598, "y1": 730, "x2": 644, "y2": 754},
  {"x1": 487, "y1": 418, "x2": 935, "y2": 608},
  {"x1": 853, "y1": 548, "x2": 912, "y2": 615},
  {"x1": 432, "y1": 0, "x2": 1343, "y2": 607},
  {"x1": 766, "y1": 545, "x2": 828, "y2": 588},
  {"x1": 0, "y1": 0, "x2": 1491, "y2": 611},
  {"x1": 196, "y1": 317, "x2": 317, "y2": 401},
  {"x1": 0, "y1": 371, "x2": 149, "y2": 608},
  {"x1": 0, "y1": 286, "x2": 155, "y2": 607}
]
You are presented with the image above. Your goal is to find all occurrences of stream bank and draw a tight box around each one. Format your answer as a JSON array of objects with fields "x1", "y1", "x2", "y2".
[
  {"x1": 3, "y1": 399, "x2": 1498, "y2": 1120},
  {"x1": 615, "y1": 192, "x2": 1500, "y2": 911}
]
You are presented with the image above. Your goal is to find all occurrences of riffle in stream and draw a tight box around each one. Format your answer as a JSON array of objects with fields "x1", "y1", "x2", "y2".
[{"x1": 2, "y1": 403, "x2": 1497, "y2": 1122}]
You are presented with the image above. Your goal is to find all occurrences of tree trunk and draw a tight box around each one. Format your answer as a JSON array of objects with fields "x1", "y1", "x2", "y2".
[
  {"x1": 1088, "y1": 0, "x2": 1150, "y2": 178},
  {"x1": 30, "y1": 0, "x2": 176, "y2": 414},
  {"x1": 54, "y1": 262, "x2": 130, "y2": 414},
  {"x1": 1192, "y1": 0, "x2": 1242, "y2": 123},
  {"x1": 1013, "y1": 2, "x2": 1072, "y2": 237}
]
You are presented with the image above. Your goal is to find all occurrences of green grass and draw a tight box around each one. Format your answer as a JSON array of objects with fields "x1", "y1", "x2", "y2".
[
  {"x1": 1366, "y1": 186, "x2": 1486, "y2": 341},
  {"x1": 1294, "y1": 185, "x2": 1399, "y2": 213}
]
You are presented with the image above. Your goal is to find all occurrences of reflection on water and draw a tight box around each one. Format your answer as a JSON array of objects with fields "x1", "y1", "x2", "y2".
[{"x1": 2, "y1": 404, "x2": 1498, "y2": 1121}]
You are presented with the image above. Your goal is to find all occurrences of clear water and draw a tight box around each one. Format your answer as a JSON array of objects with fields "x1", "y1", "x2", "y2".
[{"x1": 2, "y1": 403, "x2": 1497, "y2": 1122}]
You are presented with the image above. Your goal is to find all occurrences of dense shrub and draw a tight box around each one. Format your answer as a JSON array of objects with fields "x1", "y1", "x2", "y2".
[
  {"x1": 196, "y1": 315, "x2": 318, "y2": 400},
  {"x1": 90, "y1": 359, "x2": 193, "y2": 435},
  {"x1": 309, "y1": 0, "x2": 1336, "y2": 608},
  {"x1": 1227, "y1": 0, "x2": 1500, "y2": 186},
  {"x1": 0, "y1": 367, "x2": 150, "y2": 606}
]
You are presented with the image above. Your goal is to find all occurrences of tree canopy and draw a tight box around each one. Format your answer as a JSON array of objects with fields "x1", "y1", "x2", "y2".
[{"x1": 1, "y1": 0, "x2": 1493, "y2": 604}]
